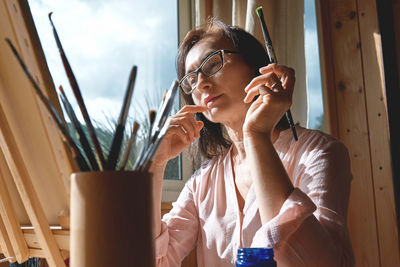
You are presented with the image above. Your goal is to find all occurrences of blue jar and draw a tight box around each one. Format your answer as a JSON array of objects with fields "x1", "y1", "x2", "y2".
[{"x1": 236, "y1": 247, "x2": 277, "y2": 267}]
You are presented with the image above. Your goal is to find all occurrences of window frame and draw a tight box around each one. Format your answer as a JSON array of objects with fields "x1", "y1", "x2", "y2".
[{"x1": 161, "y1": 0, "x2": 195, "y2": 202}]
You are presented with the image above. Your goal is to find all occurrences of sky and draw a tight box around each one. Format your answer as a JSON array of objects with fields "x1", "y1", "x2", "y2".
[
  {"x1": 28, "y1": 0, "x2": 178, "y2": 125},
  {"x1": 28, "y1": 0, "x2": 323, "y2": 130},
  {"x1": 304, "y1": 0, "x2": 324, "y2": 129}
]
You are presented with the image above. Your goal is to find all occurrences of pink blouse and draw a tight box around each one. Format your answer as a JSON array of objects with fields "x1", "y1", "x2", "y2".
[{"x1": 155, "y1": 126, "x2": 354, "y2": 266}]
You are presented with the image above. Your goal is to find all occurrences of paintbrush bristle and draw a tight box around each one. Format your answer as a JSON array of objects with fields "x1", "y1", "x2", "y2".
[
  {"x1": 133, "y1": 121, "x2": 140, "y2": 133},
  {"x1": 256, "y1": 6, "x2": 263, "y2": 17},
  {"x1": 58, "y1": 85, "x2": 66, "y2": 97},
  {"x1": 162, "y1": 90, "x2": 168, "y2": 102},
  {"x1": 149, "y1": 109, "x2": 156, "y2": 125}
]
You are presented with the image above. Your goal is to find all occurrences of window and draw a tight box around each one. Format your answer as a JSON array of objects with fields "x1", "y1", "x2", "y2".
[
  {"x1": 304, "y1": 0, "x2": 325, "y2": 131},
  {"x1": 28, "y1": 0, "x2": 186, "y2": 181}
]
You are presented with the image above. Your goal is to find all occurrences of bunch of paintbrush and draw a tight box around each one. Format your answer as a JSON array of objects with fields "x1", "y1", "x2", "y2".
[
  {"x1": 5, "y1": 13, "x2": 178, "y2": 172},
  {"x1": 134, "y1": 80, "x2": 179, "y2": 171}
]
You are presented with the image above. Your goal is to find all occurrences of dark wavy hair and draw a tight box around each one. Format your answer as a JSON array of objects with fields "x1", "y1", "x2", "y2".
[{"x1": 177, "y1": 18, "x2": 289, "y2": 159}]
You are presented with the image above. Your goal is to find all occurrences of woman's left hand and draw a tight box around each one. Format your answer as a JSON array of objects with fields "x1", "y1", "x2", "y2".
[{"x1": 243, "y1": 63, "x2": 295, "y2": 139}]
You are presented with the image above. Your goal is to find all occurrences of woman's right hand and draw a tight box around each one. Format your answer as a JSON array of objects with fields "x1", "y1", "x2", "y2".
[{"x1": 151, "y1": 105, "x2": 207, "y2": 167}]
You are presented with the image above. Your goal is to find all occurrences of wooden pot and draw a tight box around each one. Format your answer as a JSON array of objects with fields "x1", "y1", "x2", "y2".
[{"x1": 70, "y1": 171, "x2": 154, "y2": 267}]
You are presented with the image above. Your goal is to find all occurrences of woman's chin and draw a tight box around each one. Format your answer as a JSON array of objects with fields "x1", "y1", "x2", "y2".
[{"x1": 203, "y1": 107, "x2": 230, "y2": 124}]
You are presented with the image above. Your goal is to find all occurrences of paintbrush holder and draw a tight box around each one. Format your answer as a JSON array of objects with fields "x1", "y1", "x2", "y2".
[{"x1": 70, "y1": 171, "x2": 154, "y2": 267}]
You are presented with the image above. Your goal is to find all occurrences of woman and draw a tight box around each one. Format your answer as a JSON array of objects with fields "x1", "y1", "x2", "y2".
[{"x1": 150, "y1": 19, "x2": 354, "y2": 267}]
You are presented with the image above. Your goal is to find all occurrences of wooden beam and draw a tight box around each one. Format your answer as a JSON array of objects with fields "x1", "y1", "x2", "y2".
[
  {"x1": 315, "y1": 0, "x2": 339, "y2": 136},
  {"x1": 12, "y1": 0, "x2": 73, "y2": 204},
  {"x1": 0, "y1": 149, "x2": 29, "y2": 263},
  {"x1": 357, "y1": 0, "x2": 400, "y2": 265},
  {"x1": 23, "y1": 229, "x2": 69, "y2": 251},
  {"x1": 376, "y1": 0, "x2": 400, "y2": 243},
  {"x1": 0, "y1": 103, "x2": 65, "y2": 267},
  {"x1": 28, "y1": 249, "x2": 69, "y2": 261},
  {"x1": 205, "y1": 0, "x2": 213, "y2": 18},
  {"x1": 0, "y1": 214, "x2": 16, "y2": 263}
]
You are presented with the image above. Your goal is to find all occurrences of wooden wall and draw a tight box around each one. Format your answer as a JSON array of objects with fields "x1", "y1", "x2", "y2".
[{"x1": 317, "y1": 0, "x2": 400, "y2": 266}]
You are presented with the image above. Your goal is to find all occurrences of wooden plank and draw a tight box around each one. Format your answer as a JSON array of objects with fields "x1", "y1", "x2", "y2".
[
  {"x1": 0, "y1": 0, "x2": 69, "y2": 226},
  {"x1": 29, "y1": 249, "x2": 69, "y2": 261},
  {"x1": 318, "y1": 0, "x2": 380, "y2": 266},
  {"x1": 23, "y1": 230, "x2": 69, "y2": 251},
  {"x1": 0, "y1": 104, "x2": 65, "y2": 267},
  {"x1": 28, "y1": 248, "x2": 45, "y2": 259},
  {"x1": 205, "y1": 0, "x2": 213, "y2": 18},
  {"x1": 10, "y1": 0, "x2": 72, "y2": 204},
  {"x1": 17, "y1": 0, "x2": 76, "y2": 200},
  {"x1": 0, "y1": 150, "x2": 29, "y2": 263},
  {"x1": 0, "y1": 214, "x2": 15, "y2": 263},
  {"x1": 23, "y1": 229, "x2": 69, "y2": 261},
  {"x1": 315, "y1": 0, "x2": 339, "y2": 136},
  {"x1": 23, "y1": 229, "x2": 69, "y2": 250},
  {"x1": 357, "y1": 0, "x2": 400, "y2": 266}
]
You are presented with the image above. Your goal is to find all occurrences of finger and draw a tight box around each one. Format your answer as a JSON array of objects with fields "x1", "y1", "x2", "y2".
[
  {"x1": 176, "y1": 119, "x2": 196, "y2": 141},
  {"x1": 169, "y1": 124, "x2": 192, "y2": 144},
  {"x1": 259, "y1": 64, "x2": 295, "y2": 92},
  {"x1": 178, "y1": 105, "x2": 208, "y2": 114},
  {"x1": 175, "y1": 112, "x2": 203, "y2": 131},
  {"x1": 259, "y1": 63, "x2": 295, "y2": 78},
  {"x1": 185, "y1": 115, "x2": 203, "y2": 139},
  {"x1": 171, "y1": 111, "x2": 204, "y2": 139},
  {"x1": 282, "y1": 74, "x2": 295, "y2": 93},
  {"x1": 270, "y1": 80, "x2": 284, "y2": 92},
  {"x1": 194, "y1": 121, "x2": 204, "y2": 138},
  {"x1": 176, "y1": 114, "x2": 204, "y2": 140},
  {"x1": 243, "y1": 85, "x2": 274, "y2": 103},
  {"x1": 244, "y1": 72, "x2": 280, "y2": 93}
]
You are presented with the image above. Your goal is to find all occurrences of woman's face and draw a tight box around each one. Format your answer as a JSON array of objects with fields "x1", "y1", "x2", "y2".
[{"x1": 184, "y1": 34, "x2": 255, "y2": 125}]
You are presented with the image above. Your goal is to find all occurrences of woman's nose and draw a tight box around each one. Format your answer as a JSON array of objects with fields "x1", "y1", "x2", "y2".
[{"x1": 195, "y1": 72, "x2": 212, "y2": 93}]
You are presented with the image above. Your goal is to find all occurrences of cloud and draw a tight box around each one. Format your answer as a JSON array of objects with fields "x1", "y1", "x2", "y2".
[{"x1": 28, "y1": 0, "x2": 178, "y2": 123}]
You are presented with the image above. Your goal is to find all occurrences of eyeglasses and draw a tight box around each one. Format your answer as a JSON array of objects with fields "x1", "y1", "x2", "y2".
[{"x1": 179, "y1": 49, "x2": 240, "y2": 94}]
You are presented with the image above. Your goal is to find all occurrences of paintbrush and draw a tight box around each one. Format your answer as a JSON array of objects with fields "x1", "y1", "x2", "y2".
[
  {"x1": 119, "y1": 121, "x2": 140, "y2": 170},
  {"x1": 255, "y1": 6, "x2": 298, "y2": 141},
  {"x1": 149, "y1": 80, "x2": 179, "y2": 144},
  {"x1": 49, "y1": 12, "x2": 106, "y2": 168},
  {"x1": 105, "y1": 65, "x2": 137, "y2": 170},
  {"x1": 5, "y1": 38, "x2": 90, "y2": 171},
  {"x1": 147, "y1": 109, "x2": 157, "y2": 144},
  {"x1": 58, "y1": 85, "x2": 100, "y2": 170},
  {"x1": 132, "y1": 109, "x2": 156, "y2": 171},
  {"x1": 139, "y1": 118, "x2": 170, "y2": 171}
]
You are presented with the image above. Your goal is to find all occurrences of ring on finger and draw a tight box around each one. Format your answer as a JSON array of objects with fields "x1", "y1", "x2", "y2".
[
  {"x1": 271, "y1": 82, "x2": 282, "y2": 92},
  {"x1": 180, "y1": 125, "x2": 187, "y2": 134}
]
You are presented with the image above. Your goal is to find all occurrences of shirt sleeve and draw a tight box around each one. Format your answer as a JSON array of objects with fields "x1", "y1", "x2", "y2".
[
  {"x1": 154, "y1": 175, "x2": 199, "y2": 267},
  {"x1": 251, "y1": 134, "x2": 354, "y2": 266},
  {"x1": 251, "y1": 188, "x2": 316, "y2": 247}
]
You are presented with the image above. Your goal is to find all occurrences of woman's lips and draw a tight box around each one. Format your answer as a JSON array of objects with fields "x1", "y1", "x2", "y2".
[{"x1": 204, "y1": 94, "x2": 222, "y2": 107}]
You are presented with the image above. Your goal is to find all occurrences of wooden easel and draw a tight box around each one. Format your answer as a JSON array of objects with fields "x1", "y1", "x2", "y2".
[
  {"x1": 0, "y1": 103, "x2": 69, "y2": 266},
  {"x1": 0, "y1": 1, "x2": 73, "y2": 266}
]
